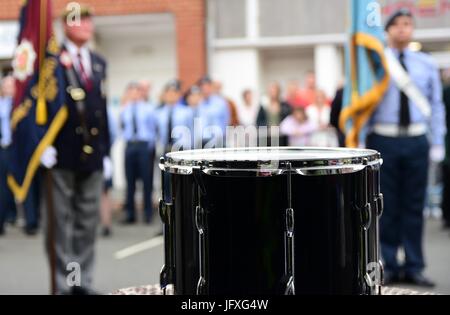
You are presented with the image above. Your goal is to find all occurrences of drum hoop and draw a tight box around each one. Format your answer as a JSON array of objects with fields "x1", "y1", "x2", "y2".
[{"x1": 160, "y1": 147, "x2": 382, "y2": 176}]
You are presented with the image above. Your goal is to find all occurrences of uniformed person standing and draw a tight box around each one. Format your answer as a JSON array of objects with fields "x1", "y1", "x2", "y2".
[
  {"x1": 197, "y1": 76, "x2": 230, "y2": 148},
  {"x1": 39, "y1": 6, "x2": 110, "y2": 295},
  {"x1": 442, "y1": 76, "x2": 450, "y2": 229},
  {"x1": 366, "y1": 9, "x2": 446, "y2": 287},
  {"x1": 120, "y1": 82, "x2": 157, "y2": 224},
  {"x1": 0, "y1": 76, "x2": 17, "y2": 236},
  {"x1": 156, "y1": 80, "x2": 193, "y2": 153}
]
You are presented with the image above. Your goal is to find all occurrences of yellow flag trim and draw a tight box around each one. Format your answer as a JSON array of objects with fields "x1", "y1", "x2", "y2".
[
  {"x1": 339, "y1": 32, "x2": 390, "y2": 148},
  {"x1": 36, "y1": 0, "x2": 48, "y2": 125},
  {"x1": 8, "y1": 105, "x2": 68, "y2": 203}
]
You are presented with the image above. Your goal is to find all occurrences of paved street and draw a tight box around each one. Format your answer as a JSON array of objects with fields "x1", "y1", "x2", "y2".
[{"x1": 0, "y1": 215, "x2": 449, "y2": 295}]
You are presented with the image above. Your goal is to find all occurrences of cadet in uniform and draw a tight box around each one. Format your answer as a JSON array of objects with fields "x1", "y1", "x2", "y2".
[
  {"x1": 366, "y1": 9, "x2": 446, "y2": 287},
  {"x1": 0, "y1": 76, "x2": 17, "y2": 236},
  {"x1": 120, "y1": 82, "x2": 157, "y2": 224},
  {"x1": 197, "y1": 76, "x2": 230, "y2": 148},
  {"x1": 40, "y1": 7, "x2": 110, "y2": 294},
  {"x1": 157, "y1": 80, "x2": 193, "y2": 153}
]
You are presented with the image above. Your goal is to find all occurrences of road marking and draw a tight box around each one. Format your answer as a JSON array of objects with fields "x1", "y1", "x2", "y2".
[{"x1": 114, "y1": 236, "x2": 164, "y2": 260}]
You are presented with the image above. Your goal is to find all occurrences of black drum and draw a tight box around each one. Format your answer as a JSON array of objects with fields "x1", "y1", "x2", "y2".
[{"x1": 159, "y1": 147, "x2": 384, "y2": 295}]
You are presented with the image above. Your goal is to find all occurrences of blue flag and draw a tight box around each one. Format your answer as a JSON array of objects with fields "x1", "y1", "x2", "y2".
[
  {"x1": 8, "y1": 0, "x2": 68, "y2": 203},
  {"x1": 339, "y1": 0, "x2": 390, "y2": 148}
]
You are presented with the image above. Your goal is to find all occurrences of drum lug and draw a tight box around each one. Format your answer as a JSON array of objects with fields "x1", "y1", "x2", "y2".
[
  {"x1": 286, "y1": 208, "x2": 294, "y2": 238},
  {"x1": 195, "y1": 206, "x2": 205, "y2": 235},
  {"x1": 376, "y1": 193, "x2": 384, "y2": 218},
  {"x1": 159, "y1": 199, "x2": 175, "y2": 292},
  {"x1": 364, "y1": 272, "x2": 374, "y2": 291},
  {"x1": 360, "y1": 203, "x2": 372, "y2": 231},
  {"x1": 378, "y1": 260, "x2": 384, "y2": 295},
  {"x1": 285, "y1": 276, "x2": 295, "y2": 295},
  {"x1": 197, "y1": 277, "x2": 207, "y2": 295},
  {"x1": 159, "y1": 199, "x2": 172, "y2": 224}
]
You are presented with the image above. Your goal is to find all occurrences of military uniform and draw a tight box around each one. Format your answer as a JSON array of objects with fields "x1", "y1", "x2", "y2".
[
  {"x1": 441, "y1": 85, "x2": 450, "y2": 228},
  {"x1": 366, "y1": 10, "x2": 445, "y2": 286},
  {"x1": 120, "y1": 97, "x2": 157, "y2": 224},
  {"x1": 0, "y1": 96, "x2": 16, "y2": 235},
  {"x1": 41, "y1": 39, "x2": 110, "y2": 294}
]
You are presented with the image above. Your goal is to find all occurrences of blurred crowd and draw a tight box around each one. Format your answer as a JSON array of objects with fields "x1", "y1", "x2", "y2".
[
  {"x1": 2, "y1": 69, "x2": 450, "y2": 236},
  {"x1": 103, "y1": 72, "x2": 344, "y2": 232}
]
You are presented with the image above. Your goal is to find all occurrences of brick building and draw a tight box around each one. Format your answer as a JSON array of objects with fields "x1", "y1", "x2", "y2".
[
  {"x1": 0, "y1": 0, "x2": 207, "y2": 103},
  {"x1": 1, "y1": 0, "x2": 450, "y2": 103},
  {"x1": 1, "y1": 0, "x2": 449, "y2": 189}
]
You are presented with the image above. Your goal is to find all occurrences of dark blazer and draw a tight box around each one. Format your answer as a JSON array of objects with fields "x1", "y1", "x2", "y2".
[
  {"x1": 256, "y1": 101, "x2": 291, "y2": 127},
  {"x1": 54, "y1": 48, "x2": 110, "y2": 173},
  {"x1": 256, "y1": 101, "x2": 291, "y2": 147},
  {"x1": 444, "y1": 85, "x2": 450, "y2": 160},
  {"x1": 330, "y1": 88, "x2": 345, "y2": 147}
]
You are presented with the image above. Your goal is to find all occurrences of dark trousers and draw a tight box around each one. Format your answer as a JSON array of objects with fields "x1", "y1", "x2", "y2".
[
  {"x1": 23, "y1": 173, "x2": 41, "y2": 229},
  {"x1": 367, "y1": 134, "x2": 429, "y2": 275},
  {"x1": 0, "y1": 147, "x2": 16, "y2": 229},
  {"x1": 441, "y1": 162, "x2": 450, "y2": 226},
  {"x1": 125, "y1": 142, "x2": 155, "y2": 221}
]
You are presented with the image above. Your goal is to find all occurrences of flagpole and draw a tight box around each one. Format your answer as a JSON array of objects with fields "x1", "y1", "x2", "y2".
[
  {"x1": 45, "y1": 170, "x2": 57, "y2": 295},
  {"x1": 39, "y1": 0, "x2": 56, "y2": 295}
]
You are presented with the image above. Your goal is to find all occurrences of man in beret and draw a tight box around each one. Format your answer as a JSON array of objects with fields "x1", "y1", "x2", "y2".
[
  {"x1": 40, "y1": 5, "x2": 110, "y2": 295},
  {"x1": 366, "y1": 9, "x2": 446, "y2": 287}
]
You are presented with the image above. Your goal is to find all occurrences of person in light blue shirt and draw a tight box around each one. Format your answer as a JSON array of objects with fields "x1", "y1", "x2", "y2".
[
  {"x1": 369, "y1": 49, "x2": 446, "y2": 147},
  {"x1": 100, "y1": 109, "x2": 119, "y2": 237},
  {"x1": 366, "y1": 9, "x2": 446, "y2": 288},
  {"x1": 156, "y1": 80, "x2": 194, "y2": 152},
  {"x1": 197, "y1": 76, "x2": 230, "y2": 148},
  {"x1": 0, "y1": 76, "x2": 17, "y2": 236},
  {"x1": 120, "y1": 82, "x2": 158, "y2": 225}
]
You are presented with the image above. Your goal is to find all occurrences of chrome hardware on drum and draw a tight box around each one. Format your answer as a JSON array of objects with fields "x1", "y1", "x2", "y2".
[{"x1": 159, "y1": 147, "x2": 384, "y2": 295}]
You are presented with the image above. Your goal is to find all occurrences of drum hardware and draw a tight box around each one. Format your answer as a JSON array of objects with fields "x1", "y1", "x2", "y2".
[
  {"x1": 159, "y1": 157, "x2": 175, "y2": 296},
  {"x1": 193, "y1": 164, "x2": 207, "y2": 295},
  {"x1": 283, "y1": 162, "x2": 295, "y2": 295},
  {"x1": 159, "y1": 199, "x2": 174, "y2": 295},
  {"x1": 371, "y1": 163, "x2": 384, "y2": 294},
  {"x1": 360, "y1": 158, "x2": 373, "y2": 294},
  {"x1": 378, "y1": 260, "x2": 385, "y2": 294},
  {"x1": 376, "y1": 194, "x2": 384, "y2": 218}
]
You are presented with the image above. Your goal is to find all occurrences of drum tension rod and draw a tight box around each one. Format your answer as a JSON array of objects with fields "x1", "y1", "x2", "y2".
[
  {"x1": 284, "y1": 162, "x2": 295, "y2": 295},
  {"x1": 193, "y1": 164, "x2": 207, "y2": 295}
]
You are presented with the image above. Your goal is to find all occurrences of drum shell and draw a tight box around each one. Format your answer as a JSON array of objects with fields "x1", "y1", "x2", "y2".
[{"x1": 162, "y1": 164, "x2": 381, "y2": 295}]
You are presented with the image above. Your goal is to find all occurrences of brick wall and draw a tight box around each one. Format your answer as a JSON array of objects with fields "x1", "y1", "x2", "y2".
[{"x1": 0, "y1": 0, "x2": 207, "y2": 88}]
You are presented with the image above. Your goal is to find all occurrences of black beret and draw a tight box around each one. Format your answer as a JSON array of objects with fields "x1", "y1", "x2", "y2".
[
  {"x1": 385, "y1": 8, "x2": 413, "y2": 31},
  {"x1": 197, "y1": 75, "x2": 212, "y2": 86},
  {"x1": 165, "y1": 79, "x2": 182, "y2": 92}
]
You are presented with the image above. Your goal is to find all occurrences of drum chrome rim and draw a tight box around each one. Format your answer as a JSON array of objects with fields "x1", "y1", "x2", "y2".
[{"x1": 160, "y1": 147, "x2": 382, "y2": 176}]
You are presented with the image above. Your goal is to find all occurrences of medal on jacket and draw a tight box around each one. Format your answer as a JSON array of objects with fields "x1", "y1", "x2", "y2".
[
  {"x1": 83, "y1": 145, "x2": 94, "y2": 155},
  {"x1": 67, "y1": 86, "x2": 86, "y2": 102}
]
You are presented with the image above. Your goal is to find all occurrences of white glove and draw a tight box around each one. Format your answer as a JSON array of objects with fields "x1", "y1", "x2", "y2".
[
  {"x1": 430, "y1": 145, "x2": 445, "y2": 163},
  {"x1": 40, "y1": 146, "x2": 58, "y2": 169},
  {"x1": 103, "y1": 157, "x2": 113, "y2": 180}
]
